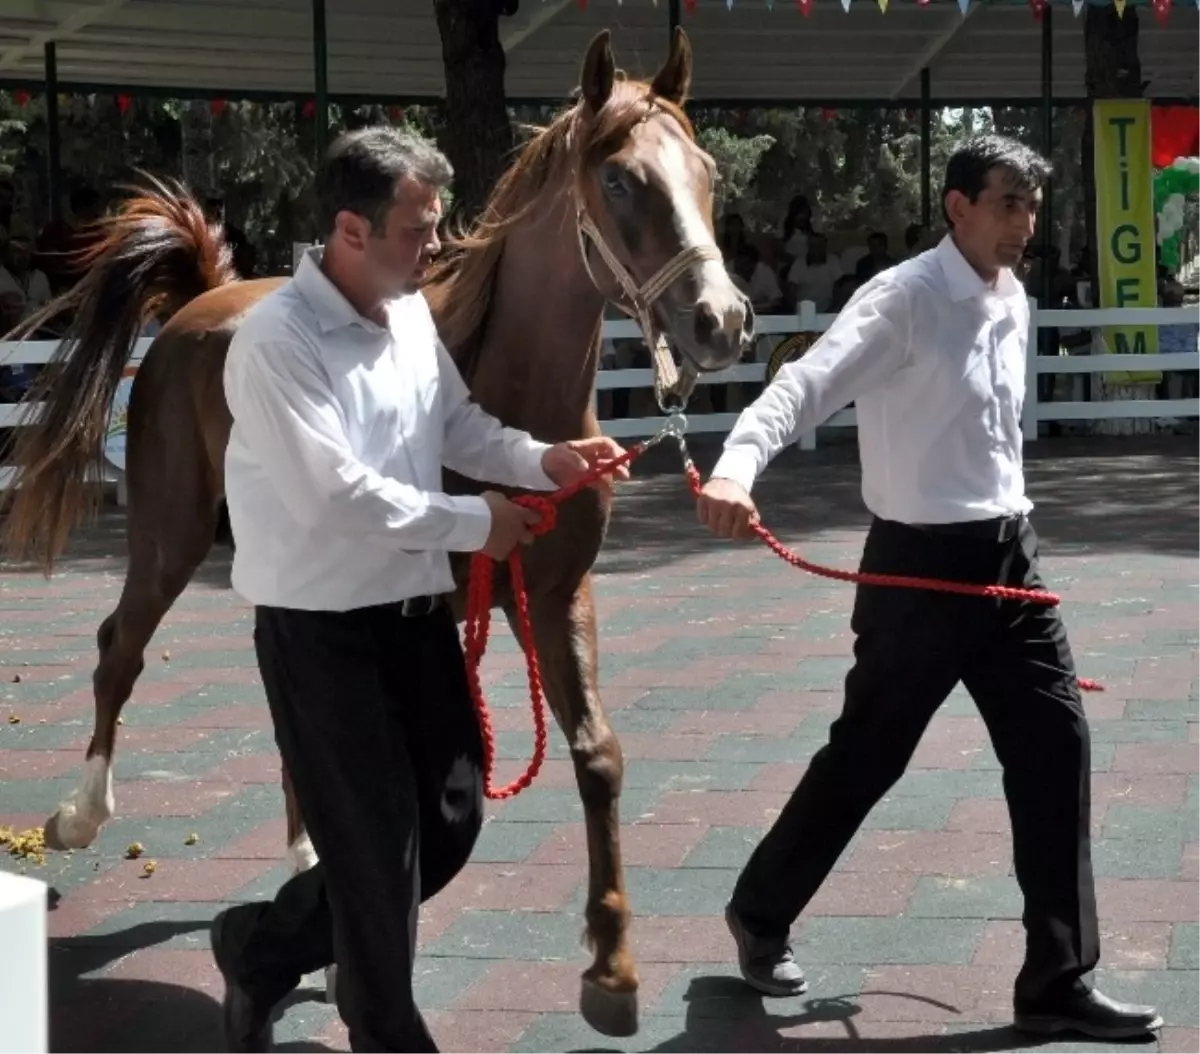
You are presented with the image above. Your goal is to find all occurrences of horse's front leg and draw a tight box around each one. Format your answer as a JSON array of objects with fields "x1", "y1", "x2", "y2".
[{"x1": 508, "y1": 574, "x2": 639, "y2": 1037}]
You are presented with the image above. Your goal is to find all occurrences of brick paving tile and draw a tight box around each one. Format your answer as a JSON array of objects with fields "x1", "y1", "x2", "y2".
[{"x1": 2, "y1": 434, "x2": 1194, "y2": 1051}]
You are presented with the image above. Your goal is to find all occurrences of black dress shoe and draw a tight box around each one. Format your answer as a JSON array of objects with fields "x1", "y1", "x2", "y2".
[
  {"x1": 1014, "y1": 986, "x2": 1163, "y2": 1040},
  {"x1": 211, "y1": 909, "x2": 278, "y2": 1053}
]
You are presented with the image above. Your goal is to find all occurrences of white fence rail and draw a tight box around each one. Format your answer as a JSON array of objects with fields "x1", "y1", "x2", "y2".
[{"x1": 1, "y1": 306, "x2": 1197, "y2": 491}]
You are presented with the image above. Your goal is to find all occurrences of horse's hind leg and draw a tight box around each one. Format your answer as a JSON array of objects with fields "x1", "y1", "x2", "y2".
[
  {"x1": 44, "y1": 483, "x2": 218, "y2": 850},
  {"x1": 508, "y1": 576, "x2": 639, "y2": 1037}
]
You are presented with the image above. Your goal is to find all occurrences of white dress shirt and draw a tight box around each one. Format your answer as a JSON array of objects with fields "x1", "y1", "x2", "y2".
[
  {"x1": 224, "y1": 248, "x2": 555, "y2": 611},
  {"x1": 713, "y1": 235, "x2": 1033, "y2": 525}
]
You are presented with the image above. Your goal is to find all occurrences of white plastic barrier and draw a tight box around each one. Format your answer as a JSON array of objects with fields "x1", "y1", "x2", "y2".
[{"x1": 0, "y1": 871, "x2": 48, "y2": 1054}]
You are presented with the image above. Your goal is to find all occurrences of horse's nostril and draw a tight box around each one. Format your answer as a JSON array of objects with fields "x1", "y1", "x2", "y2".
[{"x1": 693, "y1": 303, "x2": 719, "y2": 345}]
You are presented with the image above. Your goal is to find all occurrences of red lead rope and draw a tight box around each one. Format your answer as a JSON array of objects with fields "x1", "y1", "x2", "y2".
[{"x1": 463, "y1": 430, "x2": 1101, "y2": 800}]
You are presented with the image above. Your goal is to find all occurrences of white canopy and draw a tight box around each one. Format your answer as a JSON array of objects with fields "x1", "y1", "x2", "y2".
[{"x1": 0, "y1": 0, "x2": 1196, "y2": 102}]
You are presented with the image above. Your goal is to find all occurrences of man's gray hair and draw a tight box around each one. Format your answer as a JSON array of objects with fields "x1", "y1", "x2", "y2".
[{"x1": 316, "y1": 125, "x2": 453, "y2": 236}]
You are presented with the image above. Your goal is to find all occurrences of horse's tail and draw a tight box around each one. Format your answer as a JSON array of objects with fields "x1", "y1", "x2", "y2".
[{"x1": 2, "y1": 173, "x2": 236, "y2": 574}]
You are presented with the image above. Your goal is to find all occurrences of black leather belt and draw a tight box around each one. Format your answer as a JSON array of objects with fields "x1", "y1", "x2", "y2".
[
  {"x1": 399, "y1": 594, "x2": 444, "y2": 617},
  {"x1": 913, "y1": 514, "x2": 1023, "y2": 544}
]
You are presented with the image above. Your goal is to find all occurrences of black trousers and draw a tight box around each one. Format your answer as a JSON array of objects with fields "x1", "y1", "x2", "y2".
[
  {"x1": 730, "y1": 515, "x2": 1099, "y2": 1005},
  {"x1": 218, "y1": 601, "x2": 484, "y2": 1052}
]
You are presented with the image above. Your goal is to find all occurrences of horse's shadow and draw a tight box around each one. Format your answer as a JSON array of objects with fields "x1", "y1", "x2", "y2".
[
  {"x1": 568, "y1": 975, "x2": 1157, "y2": 1054},
  {"x1": 48, "y1": 912, "x2": 334, "y2": 1053}
]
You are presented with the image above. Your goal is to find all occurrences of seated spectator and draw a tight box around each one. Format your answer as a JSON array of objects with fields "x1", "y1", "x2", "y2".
[
  {"x1": 854, "y1": 230, "x2": 896, "y2": 284},
  {"x1": 786, "y1": 232, "x2": 842, "y2": 312},
  {"x1": 731, "y1": 242, "x2": 784, "y2": 314}
]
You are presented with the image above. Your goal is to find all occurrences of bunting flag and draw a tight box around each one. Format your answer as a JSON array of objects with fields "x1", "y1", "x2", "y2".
[
  {"x1": 209, "y1": 98, "x2": 227, "y2": 117},
  {"x1": 1029, "y1": 0, "x2": 1046, "y2": 18},
  {"x1": 877, "y1": 0, "x2": 888, "y2": 12},
  {"x1": 1072, "y1": 0, "x2": 1086, "y2": 14},
  {"x1": 1114, "y1": 0, "x2": 1127, "y2": 14},
  {"x1": 797, "y1": 0, "x2": 813, "y2": 15},
  {"x1": 840, "y1": 0, "x2": 852, "y2": 11},
  {"x1": 579, "y1": 0, "x2": 1167, "y2": 22},
  {"x1": 12, "y1": 88, "x2": 30, "y2": 108},
  {"x1": 1152, "y1": 0, "x2": 1171, "y2": 21},
  {"x1": 957, "y1": 0, "x2": 970, "y2": 15},
  {"x1": 115, "y1": 93, "x2": 132, "y2": 115}
]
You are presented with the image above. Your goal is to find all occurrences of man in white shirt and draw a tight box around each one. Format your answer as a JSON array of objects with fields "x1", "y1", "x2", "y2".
[
  {"x1": 208, "y1": 127, "x2": 627, "y2": 1053},
  {"x1": 697, "y1": 137, "x2": 1161, "y2": 1041},
  {"x1": 785, "y1": 232, "x2": 842, "y2": 312}
]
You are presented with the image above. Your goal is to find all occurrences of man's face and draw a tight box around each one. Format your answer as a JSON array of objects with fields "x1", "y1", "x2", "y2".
[
  {"x1": 336, "y1": 177, "x2": 444, "y2": 301},
  {"x1": 947, "y1": 166, "x2": 1041, "y2": 275},
  {"x1": 358, "y1": 177, "x2": 442, "y2": 298}
]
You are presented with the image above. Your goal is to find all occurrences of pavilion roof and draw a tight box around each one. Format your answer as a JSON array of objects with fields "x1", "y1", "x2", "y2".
[{"x1": 0, "y1": 0, "x2": 1196, "y2": 103}]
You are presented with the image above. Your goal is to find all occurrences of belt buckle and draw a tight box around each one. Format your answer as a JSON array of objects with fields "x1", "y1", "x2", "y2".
[{"x1": 401, "y1": 595, "x2": 436, "y2": 617}]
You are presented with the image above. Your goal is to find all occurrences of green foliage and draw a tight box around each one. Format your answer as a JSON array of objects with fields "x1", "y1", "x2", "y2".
[{"x1": 696, "y1": 126, "x2": 776, "y2": 211}]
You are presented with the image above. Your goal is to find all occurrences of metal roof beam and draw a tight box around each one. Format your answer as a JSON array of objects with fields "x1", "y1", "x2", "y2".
[
  {"x1": 0, "y1": 0, "x2": 130, "y2": 71},
  {"x1": 889, "y1": 0, "x2": 984, "y2": 99}
]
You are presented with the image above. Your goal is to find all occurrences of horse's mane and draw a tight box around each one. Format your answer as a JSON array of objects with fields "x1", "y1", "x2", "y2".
[{"x1": 422, "y1": 80, "x2": 694, "y2": 379}]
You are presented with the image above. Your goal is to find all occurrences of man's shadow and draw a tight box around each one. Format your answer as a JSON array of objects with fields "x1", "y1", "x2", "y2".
[
  {"x1": 46, "y1": 903, "x2": 335, "y2": 1053},
  {"x1": 572, "y1": 975, "x2": 1158, "y2": 1054}
]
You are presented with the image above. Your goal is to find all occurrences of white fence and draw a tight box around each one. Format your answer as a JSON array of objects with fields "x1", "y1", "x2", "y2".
[{"x1": 1, "y1": 305, "x2": 1197, "y2": 492}]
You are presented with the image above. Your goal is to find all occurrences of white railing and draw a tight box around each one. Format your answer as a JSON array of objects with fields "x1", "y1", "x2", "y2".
[{"x1": 1, "y1": 307, "x2": 1197, "y2": 491}]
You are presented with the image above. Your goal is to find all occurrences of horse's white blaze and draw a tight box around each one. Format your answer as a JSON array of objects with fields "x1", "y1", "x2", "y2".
[
  {"x1": 657, "y1": 134, "x2": 747, "y2": 340},
  {"x1": 286, "y1": 831, "x2": 319, "y2": 873},
  {"x1": 54, "y1": 754, "x2": 115, "y2": 848}
]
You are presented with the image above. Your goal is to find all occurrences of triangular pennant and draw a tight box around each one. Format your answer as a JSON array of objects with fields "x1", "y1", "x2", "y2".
[
  {"x1": 1152, "y1": 0, "x2": 1171, "y2": 22},
  {"x1": 766, "y1": 0, "x2": 773, "y2": 10},
  {"x1": 917, "y1": 0, "x2": 930, "y2": 6},
  {"x1": 798, "y1": 0, "x2": 813, "y2": 16},
  {"x1": 1113, "y1": 0, "x2": 1126, "y2": 15},
  {"x1": 1071, "y1": 0, "x2": 1085, "y2": 14},
  {"x1": 684, "y1": 0, "x2": 697, "y2": 11},
  {"x1": 840, "y1": 0, "x2": 851, "y2": 11},
  {"x1": 1029, "y1": 0, "x2": 1046, "y2": 19},
  {"x1": 877, "y1": 0, "x2": 887, "y2": 11},
  {"x1": 727, "y1": 0, "x2": 734, "y2": 10},
  {"x1": 957, "y1": 0, "x2": 969, "y2": 12}
]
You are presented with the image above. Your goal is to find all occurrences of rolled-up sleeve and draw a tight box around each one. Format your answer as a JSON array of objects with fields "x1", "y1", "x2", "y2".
[
  {"x1": 436, "y1": 341, "x2": 556, "y2": 491},
  {"x1": 225, "y1": 334, "x2": 493, "y2": 553},
  {"x1": 711, "y1": 279, "x2": 913, "y2": 492}
]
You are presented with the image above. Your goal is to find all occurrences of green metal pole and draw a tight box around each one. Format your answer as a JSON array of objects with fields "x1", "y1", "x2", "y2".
[
  {"x1": 312, "y1": 0, "x2": 328, "y2": 162},
  {"x1": 44, "y1": 41, "x2": 62, "y2": 223},
  {"x1": 920, "y1": 66, "x2": 931, "y2": 228},
  {"x1": 1040, "y1": 3, "x2": 1054, "y2": 307}
]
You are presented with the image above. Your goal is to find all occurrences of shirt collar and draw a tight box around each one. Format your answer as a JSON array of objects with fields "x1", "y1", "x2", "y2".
[
  {"x1": 936, "y1": 235, "x2": 1023, "y2": 306},
  {"x1": 293, "y1": 246, "x2": 387, "y2": 335}
]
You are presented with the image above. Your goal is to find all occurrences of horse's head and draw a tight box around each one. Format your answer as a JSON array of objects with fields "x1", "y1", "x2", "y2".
[{"x1": 569, "y1": 29, "x2": 753, "y2": 377}]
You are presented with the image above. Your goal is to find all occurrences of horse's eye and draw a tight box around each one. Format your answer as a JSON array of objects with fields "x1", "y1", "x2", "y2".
[{"x1": 601, "y1": 165, "x2": 628, "y2": 197}]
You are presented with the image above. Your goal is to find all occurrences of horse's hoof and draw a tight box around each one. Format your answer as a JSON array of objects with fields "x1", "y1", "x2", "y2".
[
  {"x1": 325, "y1": 964, "x2": 338, "y2": 1004},
  {"x1": 580, "y1": 977, "x2": 638, "y2": 1037},
  {"x1": 43, "y1": 810, "x2": 95, "y2": 851}
]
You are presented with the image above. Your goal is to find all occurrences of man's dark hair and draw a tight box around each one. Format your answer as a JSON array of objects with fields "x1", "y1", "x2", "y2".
[
  {"x1": 941, "y1": 135, "x2": 1052, "y2": 228},
  {"x1": 316, "y1": 126, "x2": 453, "y2": 238}
]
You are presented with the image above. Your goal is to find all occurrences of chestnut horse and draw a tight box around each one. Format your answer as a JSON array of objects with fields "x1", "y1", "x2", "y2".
[{"x1": 1, "y1": 29, "x2": 752, "y2": 1035}]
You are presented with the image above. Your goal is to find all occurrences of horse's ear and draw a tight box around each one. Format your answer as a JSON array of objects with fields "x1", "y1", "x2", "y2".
[
  {"x1": 579, "y1": 30, "x2": 615, "y2": 113},
  {"x1": 650, "y1": 26, "x2": 692, "y2": 105}
]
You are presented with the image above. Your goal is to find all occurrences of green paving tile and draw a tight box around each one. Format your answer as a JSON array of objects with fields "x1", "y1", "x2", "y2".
[
  {"x1": 681, "y1": 827, "x2": 766, "y2": 870},
  {"x1": 630, "y1": 686, "x2": 759, "y2": 713},
  {"x1": 472, "y1": 820, "x2": 561, "y2": 863},
  {"x1": 421, "y1": 909, "x2": 588, "y2": 960},
  {"x1": 607, "y1": 707, "x2": 681, "y2": 733},
  {"x1": 969, "y1": 741, "x2": 1116, "y2": 773},
  {"x1": 1168, "y1": 923, "x2": 1199, "y2": 971},
  {"x1": 564, "y1": 866, "x2": 736, "y2": 918},
  {"x1": 906, "y1": 875, "x2": 1024, "y2": 919},
  {"x1": 861, "y1": 794, "x2": 955, "y2": 831},
  {"x1": 887, "y1": 770, "x2": 1005, "y2": 799},
  {"x1": 1089, "y1": 720, "x2": 1191, "y2": 744},
  {"x1": 511, "y1": 1012, "x2": 705, "y2": 1054},
  {"x1": 649, "y1": 962, "x2": 867, "y2": 1019},
  {"x1": 1123, "y1": 698, "x2": 1200, "y2": 721},
  {"x1": 1093, "y1": 837, "x2": 1189, "y2": 879},
  {"x1": 620, "y1": 761, "x2": 762, "y2": 793},
  {"x1": 794, "y1": 917, "x2": 986, "y2": 965},
  {"x1": 74, "y1": 901, "x2": 216, "y2": 949},
  {"x1": 702, "y1": 733, "x2": 819, "y2": 764},
  {"x1": 0, "y1": 722, "x2": 93, "y2": 748},
  {"x1": 1103, "y1": 805, "x2": 1198, "y2": 844},
  {"x1": 413, "y1": 956, "x2": 495, "y2": 1008}
]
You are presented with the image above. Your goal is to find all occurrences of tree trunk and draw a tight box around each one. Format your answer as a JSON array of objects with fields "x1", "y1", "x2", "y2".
[
  {"x1": 433, "y1": 0, "x2": 514, "y2": 224},
  {"x1": 1081, "y1": 5, "x2": 1154, "y2": 435}
]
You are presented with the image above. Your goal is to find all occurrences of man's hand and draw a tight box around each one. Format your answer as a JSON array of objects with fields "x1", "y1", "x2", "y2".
[
  {"x1": 541, "y1": 437, "x2": 631, "y2": 495},
  {"x1": 479, "y1": 491, "x2": 542, "y2": 560},
  {"x1": 697, "y1": 477, "x2": 760, "y2": 540}
]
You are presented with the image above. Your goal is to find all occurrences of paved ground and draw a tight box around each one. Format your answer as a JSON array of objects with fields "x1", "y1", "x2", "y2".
[{"x1": 2, "y1": 434, "x2": 1197, "y2": 1054}]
